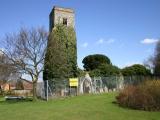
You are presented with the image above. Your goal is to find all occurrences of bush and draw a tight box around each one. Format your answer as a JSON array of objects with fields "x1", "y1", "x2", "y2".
[{"x1": 116, "y1": 80, "x2": 160, "y2": 111}]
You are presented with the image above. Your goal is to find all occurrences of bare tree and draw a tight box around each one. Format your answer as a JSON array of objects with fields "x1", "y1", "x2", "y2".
[
  {"x1": 144, "y1": 40, "x2": 160, "y2": 76},
  {"x1": 0, "y1": 53, "x2": 18, "y2": 83},
  {"x1": 153, "y1": 40, "x2": 160, "y2": 76},
  {"x1": 143, "y1": 56, "x2": 154, "y2": 74},
  {"x1": 1, "y1": 27, "x2": 48, "y2": 100}
]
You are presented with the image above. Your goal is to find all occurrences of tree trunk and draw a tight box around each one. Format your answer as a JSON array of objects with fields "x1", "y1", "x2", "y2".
[{"x1": 33, "y1": 81, "x2": 37, "y2": 101}]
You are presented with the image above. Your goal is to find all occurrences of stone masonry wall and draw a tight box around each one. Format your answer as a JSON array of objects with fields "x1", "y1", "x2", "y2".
[{"x1": 50, "y1": 7, "x2": 75, "y2": 31}]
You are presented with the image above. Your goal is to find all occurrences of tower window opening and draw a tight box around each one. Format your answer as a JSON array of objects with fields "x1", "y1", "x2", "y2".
[{"x1": 63, "y1": 18, "x2": 67, "y2": 25}]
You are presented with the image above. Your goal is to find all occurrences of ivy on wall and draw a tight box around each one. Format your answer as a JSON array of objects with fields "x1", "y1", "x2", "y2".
[{"x1": 43, "y1": 24, "x2": 78, "y2": 81}]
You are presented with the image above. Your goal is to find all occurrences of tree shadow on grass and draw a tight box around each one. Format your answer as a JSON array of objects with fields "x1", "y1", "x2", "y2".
[{"x1": 0, "y1": 97, "x2": 33, "y2": 105}]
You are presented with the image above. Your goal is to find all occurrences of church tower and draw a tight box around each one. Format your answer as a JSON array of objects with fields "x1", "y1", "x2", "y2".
[
  {"x1": 49, "y1": 6, "x2": 75, "y2": 32},
  {"x1": 44, "y1": 6, "x2": 77, "y2": 81}
]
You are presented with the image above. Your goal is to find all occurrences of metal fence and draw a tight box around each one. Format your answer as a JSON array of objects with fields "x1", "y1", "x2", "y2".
[{"x1": 36, "y1": 76, "x2": 160, "y2": 100}]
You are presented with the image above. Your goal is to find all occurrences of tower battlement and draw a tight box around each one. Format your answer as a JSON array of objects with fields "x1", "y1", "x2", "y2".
[{"x1": 49, "y1": 6, "x2": 75, "y2": 32}]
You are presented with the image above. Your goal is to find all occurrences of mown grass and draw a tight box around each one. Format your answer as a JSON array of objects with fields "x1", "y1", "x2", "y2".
[{"x1": 0, "y1": 93, "x2": 160, "y2": 120}]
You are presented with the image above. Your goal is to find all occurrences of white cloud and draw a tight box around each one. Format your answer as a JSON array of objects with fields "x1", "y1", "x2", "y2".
[
  {"x1": 97, "y1": 38, "x2": 104, "y2": 44},
  {"x1": 96, "y1": 38, "x2": 115, "y2": 45},
  {"x1": 141, "y1": 38, "x2": 159, "y2": 44},
  {"x1": 81, "y1": 42, "x2": 88, "y2": 48},
  {"x1": 0, "y1": 48, "x2": 4, "y2": 51},
  {"x1": 106, "y1": 38, "x2": 115, "y2": 44}
]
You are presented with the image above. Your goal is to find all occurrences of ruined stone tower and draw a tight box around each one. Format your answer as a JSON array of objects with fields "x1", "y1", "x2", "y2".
[
  {"x1": 49, "y1": 6, "x2": 75, "y2": 32},
  {"x1": 43, "y1": 6, "x2": 77, "y2": 81}
]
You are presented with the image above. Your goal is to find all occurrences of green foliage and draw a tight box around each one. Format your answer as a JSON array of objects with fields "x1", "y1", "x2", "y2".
[
  {"x1": 82, "y1": 54, "x2": 111, "y2": 71},
  {"x1": 89, "y1": 69, "x2": 101, "y2": 77},
  {"x1": 121, "y1": 64, "x2": 151, "y2": 76},
  {"x1": 77, "y1": 68, "x2": 85, "y2": 77},
  {"x1": 43, "y1": 24, "x2": 77, "y2": 81},
  {"x1": 82, "y1": 54, "x2": 120, "y2": 77},
  {"x1": 98, "y1": 64, "x2": 120, "y2": 76},
  {"x1": 90, "y1": 64, "x2": 120, "y2": 77}
]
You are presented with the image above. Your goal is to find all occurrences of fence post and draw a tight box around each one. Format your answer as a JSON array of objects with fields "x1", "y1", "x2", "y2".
[{"x1": 46, "y1": 80, "x2": 48, "y2": 101}]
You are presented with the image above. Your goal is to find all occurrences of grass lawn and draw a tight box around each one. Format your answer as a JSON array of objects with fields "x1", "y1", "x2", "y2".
[{"x1": 0, "y1": 93, "x2": 160, "y2": 120}]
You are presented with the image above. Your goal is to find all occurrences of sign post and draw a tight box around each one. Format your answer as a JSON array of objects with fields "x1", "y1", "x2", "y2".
[{"x1": 69, "y1": 78, "x2": 78, "y2": 96}]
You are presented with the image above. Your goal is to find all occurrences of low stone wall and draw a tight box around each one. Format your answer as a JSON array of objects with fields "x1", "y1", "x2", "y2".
[{"x1": 12, "y1": 90, "x2": 32, "y2": 97}]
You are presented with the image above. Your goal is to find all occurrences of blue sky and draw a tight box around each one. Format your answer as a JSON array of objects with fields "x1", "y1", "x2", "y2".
[{"x1": 0, "y1": 0, "x2": 160, "y2": 69}]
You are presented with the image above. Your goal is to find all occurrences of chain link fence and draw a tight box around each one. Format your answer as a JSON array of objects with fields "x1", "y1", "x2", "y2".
[{"x1": 36, "y1": 76, "x2": 160, "y2": 100}]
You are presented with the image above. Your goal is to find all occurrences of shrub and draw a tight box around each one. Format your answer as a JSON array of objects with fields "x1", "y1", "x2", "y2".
[{"x1": 116, "y1": 80, "x2": 160, "y2": 111}]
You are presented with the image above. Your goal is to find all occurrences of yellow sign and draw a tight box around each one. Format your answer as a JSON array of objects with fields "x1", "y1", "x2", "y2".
[{"x1": 69, "y1": 78, "x2": 78, "y2": 87}]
